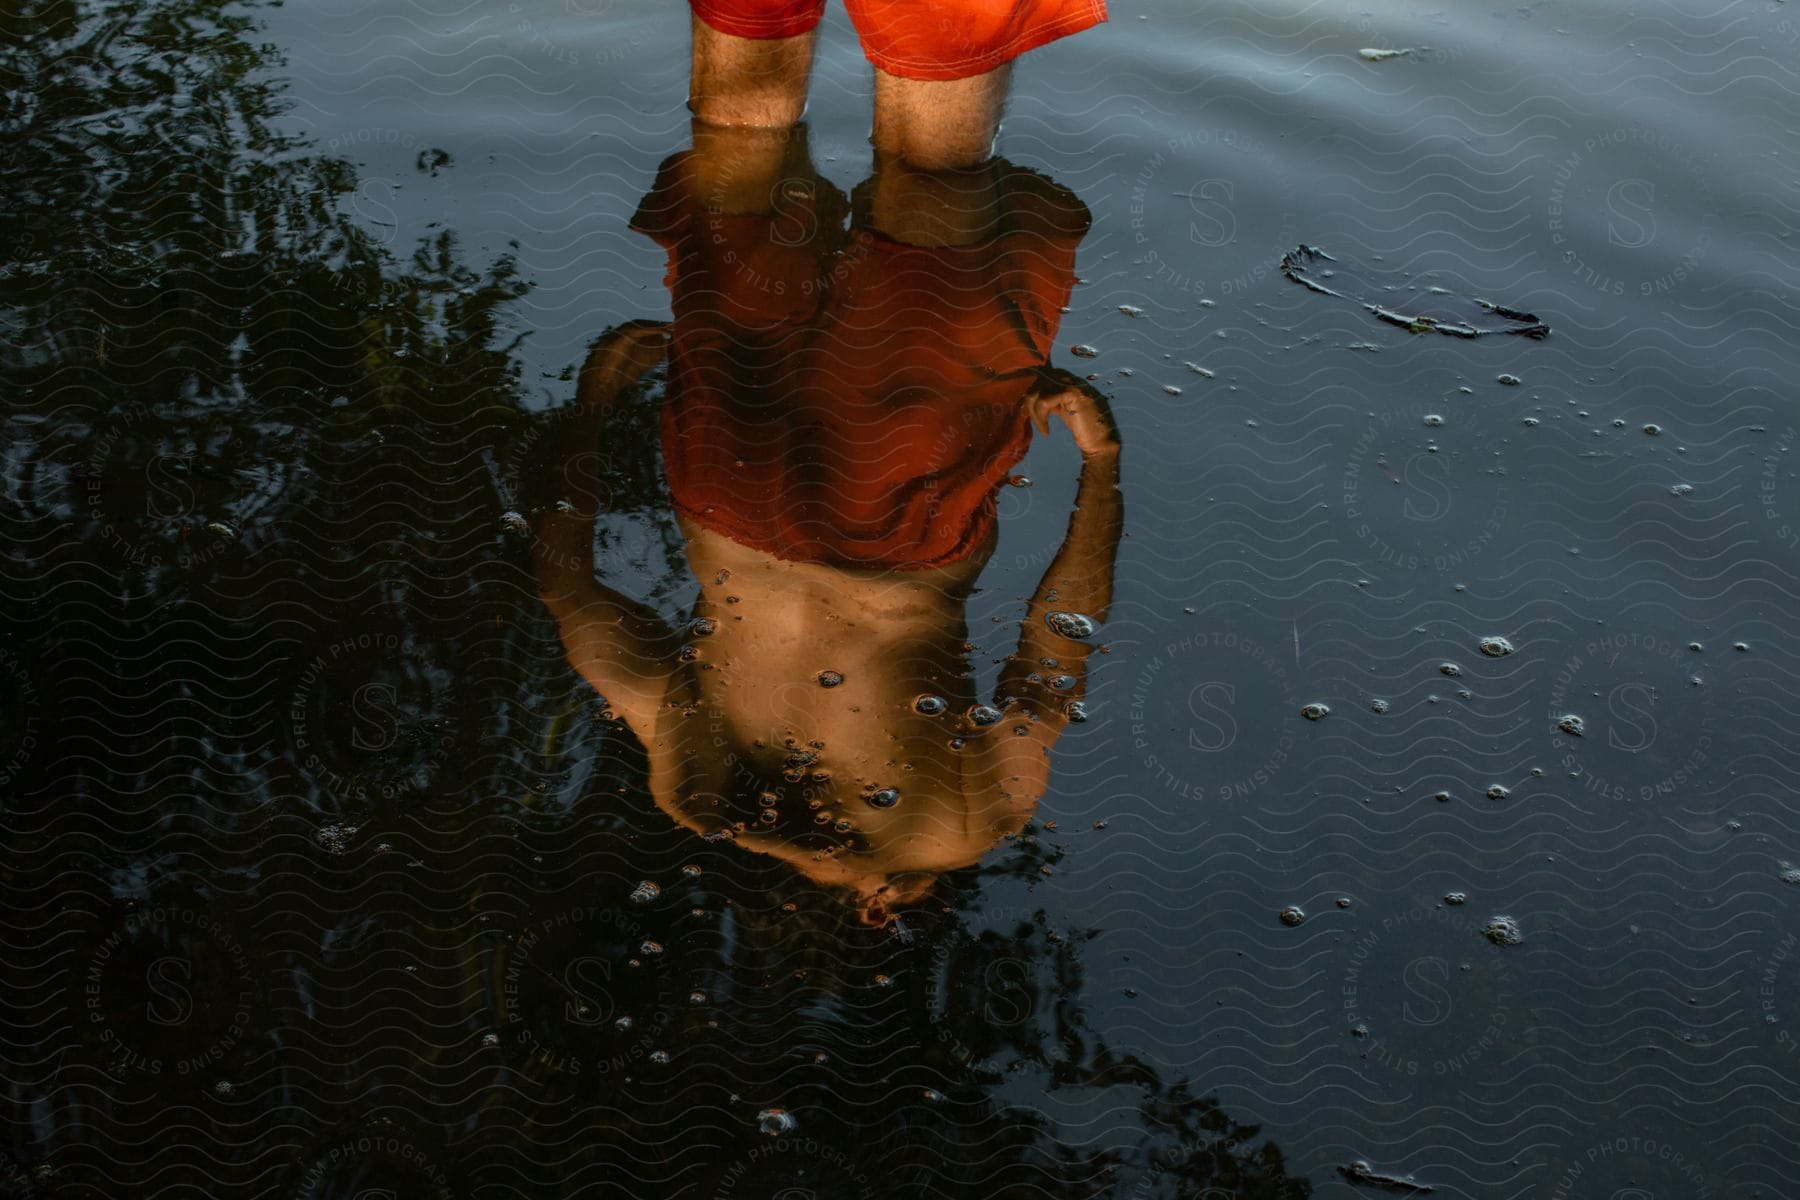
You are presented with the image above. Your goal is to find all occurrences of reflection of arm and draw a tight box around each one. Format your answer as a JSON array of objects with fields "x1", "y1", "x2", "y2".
[
  {"x1": 1006, "y1": 371, "x2": 1123, "y2": 710},
  {"x1": 531, "y1": 323, "x2": 684, "y2": 740},
  {"x1": 964, "y1": 395, "x2": 1116, "y2": 834},
  {"x1": 974, "y1": 373, "x2": 1123, "y2": 816},
  {"x1": 1006, "y1": 447, "x2": 1122, "y2": 709},
  {"x1": 950, "y1": 376, "x2": 1116, "y2": 845}
]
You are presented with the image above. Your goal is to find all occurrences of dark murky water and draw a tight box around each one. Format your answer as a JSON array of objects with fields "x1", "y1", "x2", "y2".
[{"x1": 5, "y1": 0, "x2": 1800, "y2": 1196}]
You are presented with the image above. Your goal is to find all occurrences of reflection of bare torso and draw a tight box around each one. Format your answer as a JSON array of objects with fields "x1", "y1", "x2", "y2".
[
  {"x1": 662, "y1": 517, "x2": 1019, "y2": 869},
  {"x1": 678, "y1": 514, "x2": 990, "y2": 757}
]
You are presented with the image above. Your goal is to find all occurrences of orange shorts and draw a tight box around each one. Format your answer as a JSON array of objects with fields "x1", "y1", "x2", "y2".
[
  {"x1": 689, "y1": 0, "x2": 1106, "y2": 81},
  {"x1": 632, "y1": 153, "x2": 1089, "y2": 570}
]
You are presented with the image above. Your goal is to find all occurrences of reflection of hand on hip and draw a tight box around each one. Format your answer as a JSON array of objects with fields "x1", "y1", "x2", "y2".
[{"x1": 1028, "y1": 367, "x2": 1120, "y2": 459}]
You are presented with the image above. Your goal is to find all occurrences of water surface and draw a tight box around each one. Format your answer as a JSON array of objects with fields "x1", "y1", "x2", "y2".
[{"x1": 4, "y1": 0, "x2": 1800, "y2": 1196}]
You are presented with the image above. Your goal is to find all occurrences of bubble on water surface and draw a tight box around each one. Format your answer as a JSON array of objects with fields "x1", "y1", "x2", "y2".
[
  {"x1": 1478, "y1": 636, "x2": 1515, "y2": 657},
  {"x1": 1279, "y1": 906, "x2": 1306, "y2": 927},
  {"x1": 818, "y1": 670, "x2": 844, "y2": 687},
  {"x1": 757, "y1": 1109, "x2": 796, "y2": 1136},
  {"x1": 1557, "y1": 713, "x2": 1585, "y2": 736},
  {"x1": 1070, "y1": 344, "x2": 1098, "y2": 358},
  {"x1": 1300, "y1": 703, "x2": 1330, "y2": 721},
  {"x1": 914, "y1": 694, "x2": 947, "y2": 716},
  {"x1": 1045, "y1": 611, "x2": 1097, "y2": 640},
  {"x1": 865, "y1": 788, "x2": 900, "y2": 809},
  {"x1": 499, "y1": 510, "x2": 529, "y2": 535},
  {"x1": 1483, "y1": 916, "x2": 1524, "y2": 946},
  {"x1": 967, "y1": 705, "x2": 1002, "y2": 727},
  {"x1": 629, "y1": 881, "x2": 660, "y2": 904}
]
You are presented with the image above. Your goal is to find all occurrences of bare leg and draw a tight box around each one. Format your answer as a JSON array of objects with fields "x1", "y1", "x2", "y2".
[
  {"x1": 870, "y1": 64, "x2": 1011, "y2": 172},
  {"x1": 689, "y1": 15, "x2": 815, "y2": 128}
]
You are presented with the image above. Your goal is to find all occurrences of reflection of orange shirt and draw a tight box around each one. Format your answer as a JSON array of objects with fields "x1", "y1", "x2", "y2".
[{"x1": 632, "y1": 157, "x2": 1088, "y2": 570}]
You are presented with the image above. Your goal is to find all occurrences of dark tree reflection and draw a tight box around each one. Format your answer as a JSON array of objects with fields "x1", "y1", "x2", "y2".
[{"x1": 0, "y1": 2, "x2": 1310, "y2": 1197}]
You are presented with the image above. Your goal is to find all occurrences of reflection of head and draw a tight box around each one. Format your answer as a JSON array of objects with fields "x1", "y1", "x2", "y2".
[
  {"x1": 846, "y1": 870, "x2": 938, "y2": 927},
  {"x1": 672, "y1": 753, "x2": 1032, "y2": 927}
]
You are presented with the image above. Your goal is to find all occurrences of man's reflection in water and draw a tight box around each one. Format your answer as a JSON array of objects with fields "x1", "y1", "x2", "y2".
[
  {"x1": 524, "y1": 141, "x2": 1309, "y2": 1200},
  {"x1": 533, "y1": 124, "x2": 1122, "y2": 926}
]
